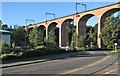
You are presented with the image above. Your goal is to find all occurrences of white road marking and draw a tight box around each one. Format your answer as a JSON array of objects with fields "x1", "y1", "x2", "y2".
[{"x1": 59, "y1": 52, "x2": 111, "y2": 75}]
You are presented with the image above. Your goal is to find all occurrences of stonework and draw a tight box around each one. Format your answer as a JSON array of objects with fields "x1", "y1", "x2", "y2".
[{"x1": 27, "y1": 3, "x2": 120, "y2": 48}]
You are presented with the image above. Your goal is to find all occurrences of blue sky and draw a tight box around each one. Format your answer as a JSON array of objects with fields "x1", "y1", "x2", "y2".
[{"x1": 1, "y1": 2, "x2": 117, "y2": 27}]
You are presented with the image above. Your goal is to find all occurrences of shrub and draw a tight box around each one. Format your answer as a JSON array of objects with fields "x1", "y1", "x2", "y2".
[{"x1": 1, "y1": 40, "x2": 10, "y2": 54}]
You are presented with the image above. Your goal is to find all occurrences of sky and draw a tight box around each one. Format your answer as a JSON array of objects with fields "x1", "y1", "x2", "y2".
[{"x1": 1, "y1": 2, "x2": 119, "y2": 27}]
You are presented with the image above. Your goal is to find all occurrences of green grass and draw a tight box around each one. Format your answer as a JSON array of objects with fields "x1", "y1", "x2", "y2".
[{"x1": 112, "y1": 49, "x2": 120, "y2": 53}]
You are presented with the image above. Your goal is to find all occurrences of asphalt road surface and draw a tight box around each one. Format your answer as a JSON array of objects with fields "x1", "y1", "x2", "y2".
[{"x1": 2, "y1": 51, "x2": 119, "y2": 75}]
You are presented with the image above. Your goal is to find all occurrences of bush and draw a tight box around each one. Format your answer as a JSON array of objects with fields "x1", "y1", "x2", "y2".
[
  {"x1": 1, "y1": 53, "x2": 18, "y2": 60},
  {"x1": 1, "y1": 40, "x2": 10, "y2": 54},
  {"x1": 21, "y1": 50, "x2": 45, "y2": 58}
]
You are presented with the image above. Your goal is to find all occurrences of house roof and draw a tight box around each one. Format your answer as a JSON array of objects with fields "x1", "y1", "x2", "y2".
[{"x1": 0, "y1": 29, "x2": 12, "y2": 33}]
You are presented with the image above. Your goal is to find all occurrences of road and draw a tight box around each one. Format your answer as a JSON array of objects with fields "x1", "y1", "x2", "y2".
[
  {"x1": 93, "y1": 53, "x2": 120, "y2": 75},
  {"x1": 2, "y1": 51, "x2": 119, "y2": 75}
]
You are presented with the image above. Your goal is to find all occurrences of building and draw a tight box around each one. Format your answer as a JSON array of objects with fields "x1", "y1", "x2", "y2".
[{"x1": 0, "y1": 29, "x2": 12, "y2": 46}]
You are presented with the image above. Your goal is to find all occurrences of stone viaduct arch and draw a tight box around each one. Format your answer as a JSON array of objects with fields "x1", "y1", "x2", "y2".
[
  {"x1": 37, "y1": 25, "x2": 46, "y2": 45},
  {"x1": 78, "y1": 14, "x2": 97, "y2": 37},
  {"x1": 99, "y1": 8, "x2": 120, "y2": 47},
  {"x1": 61, "y1": 19, "x2": 74, "y2": 47},
  {"x1": 48, "y1": 22, "x2": 59, "y2": 46},
  {"x1": 26, "y1": 2, "x2": 120, "y2": 49}
]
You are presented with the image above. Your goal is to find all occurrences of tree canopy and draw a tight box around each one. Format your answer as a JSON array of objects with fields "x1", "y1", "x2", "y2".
[
  {"x1": 28, "y1": 26, "x2": 44, "y2": 47},
  {"x1": 101, "y1": 15, "x2": 120, "y2": 48}
]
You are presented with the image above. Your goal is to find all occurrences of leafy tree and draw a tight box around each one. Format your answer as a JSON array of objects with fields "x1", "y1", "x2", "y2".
[
  {"x1": 71, "y1": 32, "x2": 76, "y2": 49},
  {"x1": 68, "y1": 24, "x2": 75, "y2": 46},
  {"x1": 47, "y1": 29, "x2": 56, "y2": 47},
  {"x1": 28, "y1": 26, "x2": 43, "y2": 47},
  {"x1": 78, "y1": 35, "x2": 86, "y2": 48},
  {"x1": 2, "y1": 24, "x2": 8, "y2": 30},
  {"x1": 101, "y1": 15, "x2": 120, "y2": 49},
  {"x1": 89, "y1": 24, "x2": 98, "y2": 46},
  {"x1": 12, "y1": 26, "x2": 26, "y2": 46},
  {"x1": 86, "y1": 26, "x2": 93, "y2": 46},
  {"x1": 38, "y1": 28, "x2": 45, "y2": 45},
  {"x1": 0, "y1": 39, "x2": 9, "y2": 53}
]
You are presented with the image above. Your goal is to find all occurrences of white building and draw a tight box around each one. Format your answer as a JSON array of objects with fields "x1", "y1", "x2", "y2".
[{"x1": 0, "y1": 29, "x2": 12, "y2": 46}]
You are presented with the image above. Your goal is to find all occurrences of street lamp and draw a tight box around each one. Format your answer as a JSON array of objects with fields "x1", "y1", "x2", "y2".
[
  {"x1": 45, "y1": 12, "x2": 55, "y2": 24},
  {"x1": 75, "y1": 3, "x2": 87, "y2": 14},
  {"x1": 25, "y1": 19, "x2": 35, "y2": 47},
  {"x1": 115, "y1": 43, "x2": 117, "y2": 52}
]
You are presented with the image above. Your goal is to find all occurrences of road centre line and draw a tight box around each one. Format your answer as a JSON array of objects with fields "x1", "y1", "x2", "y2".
[{"x1": 59, "y1": 52, "x2": 111, "y2": 75}]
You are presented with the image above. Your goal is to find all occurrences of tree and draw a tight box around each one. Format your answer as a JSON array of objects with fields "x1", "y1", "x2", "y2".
[
  {"x1": 38, "y1": 28, "x2": 45, "y2": 45},
  {"x1": 47, "y1": 29, "x2": 56, "y2": 47},
  {"x1": 101, "y1": 16, "x2": 120, "y2": 49},
  {"x1": 0, "y1": 39, "x2": 9, "y2": 54},
  {"x1": 71, "y1": 32, "x2": 76, "y2": 49},
  {"x1": 28, "y1": 26, "x2": 43, "y2": 47},
  {"x1": 92, "y1": 24, "x2": 98, "y2": 45},
  {"x1": 2, "y1": 24, "x2": 8, "y2": 30},
  {"x1": 12, "y1": 26, "x2": 26, "y2": 46},
  {"x1": 78, "y1": 35, "x2": 86, "y2": 48}
]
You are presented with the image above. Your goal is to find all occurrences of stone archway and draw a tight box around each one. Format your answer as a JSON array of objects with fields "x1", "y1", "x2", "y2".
[
  {"x1": 78, "y1": 14, "x2": 98, "y2": 37},
  {"x1": 48, "y1": 22, "x2": 59, "y2": 47},
  {"x1": 77, "y1": 14, "x2": 98, "y2": 48},
  {"x1": 61, "y1": 19, "x2": 74, "y2": 47},
  {"x1": 99, "y1": 8, "x2": 120, "y2": 48},
  {"x1": 38, "y1": 25, "x2": 46, "y2": 45}
]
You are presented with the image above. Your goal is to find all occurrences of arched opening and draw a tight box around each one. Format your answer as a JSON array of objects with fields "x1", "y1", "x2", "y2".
[
  {"x1": 48, "y1": 22, "x2": 59, "y2": 47},
  {"x1": 100, "y1": 8, "x2": 120, "y2": 48},
  {"x1": 61, "y1": 19, "x2": 75, "y2": 47},
  {"x1": 38, "y1": 25, "x2": 46, "y2": 46},
  {"x1": 78, "y1": 14, "x2": 98, "y2": 48},
  {"x1": 101, "y1": 8, "x2": 120, "y2": 28},
  {"x1": 28, "y1": 27, "x2": 33, "y2": 33},
  {"x1": 27, "y1": 27, "x2": 33, "y2": 46},
  {"x1": 86, "y1": 16, "x2": 98, "y2": 47}
]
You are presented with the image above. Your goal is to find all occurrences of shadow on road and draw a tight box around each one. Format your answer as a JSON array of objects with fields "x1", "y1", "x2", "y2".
[{"x1": 2, "y1": 51, "x2": 114, "y2": 65}]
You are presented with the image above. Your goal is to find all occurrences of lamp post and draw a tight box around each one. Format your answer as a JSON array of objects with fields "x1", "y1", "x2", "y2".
[
  {"x1": 25, "y1": 19, "x2": 35, "y2": 47},
  {"x1": 115, "y1": 43, "x2": 117, "y2": 52},
  {"x1": 45, "y1": 12, "x2": 55, "y2": 24}
]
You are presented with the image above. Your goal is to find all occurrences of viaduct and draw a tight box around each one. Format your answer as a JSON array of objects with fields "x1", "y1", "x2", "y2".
[{"x1": 26, "y1": 2, "x2": 120, "y2": 48}]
